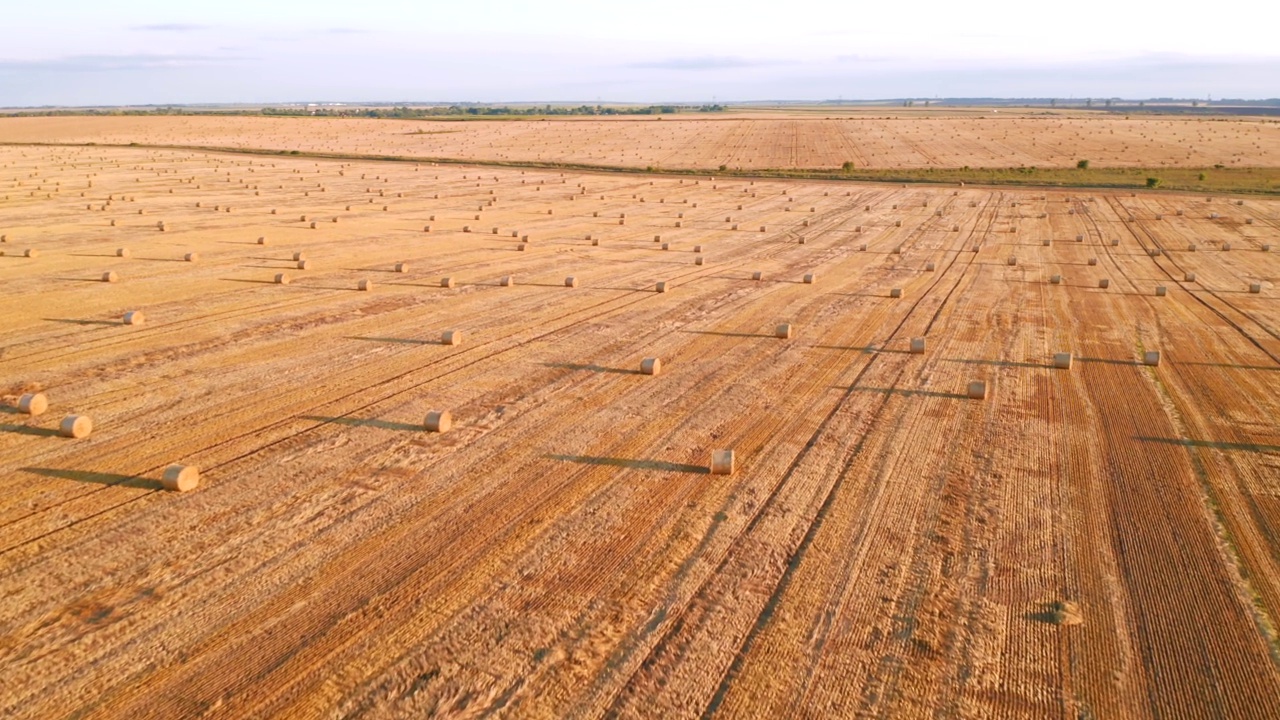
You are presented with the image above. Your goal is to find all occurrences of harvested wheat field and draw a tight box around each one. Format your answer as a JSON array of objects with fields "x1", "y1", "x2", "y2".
[
  {"x1": 2, "y1": 141, "x2": 1279, "y2": 719},
  {"x1": 2, "y1": 112, "x2": 1279, "y2": 171}
]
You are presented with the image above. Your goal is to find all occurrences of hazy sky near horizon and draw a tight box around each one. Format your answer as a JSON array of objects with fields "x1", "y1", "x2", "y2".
[{"x1": 1, "y1": 0, "x2": 1277, "y2": 106}]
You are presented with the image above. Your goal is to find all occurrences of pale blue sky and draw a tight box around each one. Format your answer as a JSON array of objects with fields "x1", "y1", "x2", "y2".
[{"x1": 1, "y1": 0, "x2": 1277, "y2": 106}]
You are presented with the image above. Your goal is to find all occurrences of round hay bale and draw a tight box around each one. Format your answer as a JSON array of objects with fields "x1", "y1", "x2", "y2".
[
  {"x1": 441, "y1": 277, "x2": 455, "y2": 288},
  {"x1": 292, "y1": 251, "x2": 306, "y2": 261},
  {"x1": 1053, "y1": 352, "x2": 1073, "y2": 369},
  {"x1": 116, "y1": 247, "x2": 130, "y2": 257},
  {"x1": 592, "y1": 238, "x2": 600, "y2": 246},
  {"x1": 101, "y1": 271, "x2": 118, "y2": 283},
  {"x1": 18, "y1": 393, "x2": 48, "y2": 416},
  {"x1": 925, "y1": 262, "x2": 936, "y2": 272},
  {"x1": 655, "y1": 281, "x2": 669, "y2": 293},
  {"x1": 967, "y1": 381, "x2": 987, "y2": 400},
  {"x1": 123, "y1": 310, "x2": 145, "y2": 325},
  {"x1": 889, "y1": 288, "x2": 903, "y2": 298},
  {"x1": 274, "y1": 273, "x2": 290, "y2": 285},
  {"x1": 910, "y1": 337, "x2": 926, "y2": 354},
  {"x1": 500, "y1": 275, "x2": 515, "y2": 287},
  {"x1": 358, "y1": 279, "x2": 373, "y2": 291},
  {"x1": 423, "y1": 225, "x2": 431, "y2": 232},
  {"x1": 425, "y1": 410, "x2": 452, "y2": 433},
  {"x1": 1250, "y1": 283, "x2": 1262, "y2": 294},
  {"x1": 394, "y1": 262, "x2": 409, "y2": 273},
  {"x1": 257, "y1": 236, "x2": 268, "y2": 245},
  {"x1": 1155, "y1": 286, "x2": 1167, "y2": 296},
  {"x1": 693, "y1": 244, "x2": 703, "y2": 253},
  {"x1": 710, "y1": 450, "x2": 736, "y2": 476},
  {"x1": 1184, "y1": 272, "x2": 1197, "y2": 282},
  {"x1": 640, "y1": 357, "x2": 661, "y2": 375},
  {"x1": 565, "y1": 276, "x2": 578, "y2": 288},
  {"x1": 1111, "y1": 238, "x2": 1120, "y2": 246},
  {"x1": 296, "y1": 260, "x2": 310, "y2": 270},
  {"x1": 58, "y1": 414, "x2": 92, "y2": 439},
  {"x1": 694, "y1": 256, "x2": 705, "y2": 266},
  {"x1": 752, "y1": 271, "x2": 763, "y2": 281},
  {"x1": 1007, "y1": 257, "x2": 1017, "y2": 266},
  {"x1": 1050, "y1": 275, "x2": 1062, "y2": 285},
  {"x1": 1087, "y1": 257, "x2": 1098, "y2": 266},
  {"x1": 442, "y1": 330, "x2": 462, "y2": 345},
  {"x1": 161, "y1": 464, "x2": 200, "y2": 492},
  {"x1": 1098, "y1": 278, "x2": 1109, "y2": 289},
  {"x1": 1222, "y1": 242, "x2": 1232, "y2": 251},
  {"x1": 798, "y1": 235, "x2": 807, "y2": 243},
  {"x1": 23, "y1": 248, "x2": 39, "y2": 258},
  {"x1": 775, "y1": 323, "x2": 792, "y2": 339},
  {"x1": 1143, "y1": 351, "x2": 1161, "y2": 366},
  {"x1": 803, "y1": 273, "x2": 816, "y2": 284}
]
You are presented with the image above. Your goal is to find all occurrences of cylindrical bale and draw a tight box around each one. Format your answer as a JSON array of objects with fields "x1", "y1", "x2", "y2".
[
  {"x1": 655, "y1": 281, "x2": 669, "y2": 293},
  {"x1": 1188, "y1": 244, "x2": 1197, "y2": 252},
  {"x1": 1223, "y1": 242, "x2": 1232, "y2": 251},
  {"x1": 1111, "y1": 238, "x2": 1120, "y2": 246},
  {"x1": 18, "y1": 393, "x2": 48, "y2": 416},
  {"x1": 423, "y1": 225, "x2": 431, "y2": 232},
  {"x1": 1263, "y1": 245, "x2": 1272, "y2": 252},
  {"x1": 895, "y1": 220, "x2": 902, "y2": 227},
  {"x1": 693, "y1": 244, "x2": 703, "y2": 253},
  {"x1": 803, "y1": 273, "x2": 816, "y2": 284},
  {"x1": 1007, "y1": 257, "x2": 1017, "y2": 266},
  {"x1": 1050, "y1": 275, "x2": 1062, "y2": 284},
  {"x1": 1088, "y1": 258, "x2": 1098, "y2": 266},
  {"x1": 441, "y1": 277, "x2": 455, "y2": 288},
  {"x1": 424, "y1": 410, "x2": 452, "y2": 432},
  {"x1": 184, "y1": 252, "x2": 198, "y2": 262},
  {"x1": 858, "y1": 244, "x2": 868, "y2": 251},
  {"x1": 752, "y1": 271, "x2": 763, "y2": 281},
  {"x1": 694, "y1": 256, "x2": 705, "y2": 266},
  {"x1": 654, "y1": 235, "x2": 662, "y2": 242},
  {"x1": 394, "y1": 262, "x2": 409, "y2": 273},
  {"x1": 1155, "y1": 286, "x2": 1167, "y2": 296},
  {"x1": 292, "y1": 251, "x2": 306, "y2": 261},
  {"x1": 592, "y1": 238, "x2": 600, "y2": 246},
  {"x1": 565, "y1": 276, "x2": 578, "y2": 288},
  {"x1": 274, "y1": 273, "x2": 290, "y2": 285},
  {"x1": 257, "y1": 236, "x2": 268, "y2": 245},
  {"x1": 23, "y1": 248, "x2": 39, "y2": 258},
  {"x1": 123, "y1": 310, "x2": 145, "y2": 325},
  {"x1": 893, "y1": 246, "x2": 903, "y2": 255},
  {"x1": 442, "y1": 330, "x2": 462, "y2": 345},
  {"x1": 759, "y1": 226, "x2": 766, "y2": 232},
  {"x1": 1184, "y1": 272, "x2": 1197, "y2": 282},
  {"x1": 98, "y1": 270, "x2": 118, "y2": 283},
  {"x1": 58, "y1": 414, "x2": 92, "y2": 438},
  {"x1": 910, "y1": 337, "x2": 925, "y2": 354},
  {"x1": 500, "y1": 275, "x2": 515, "y2": 286},
  {"x1": 798, "y1": 235, "x2": 807, "y2": 243},
  {"x1": 1043, "y1": 239, "x2": 1052, "y2": 247},
  {"x1": 358, "y1": 279, "x2": 373, "y2": 291},
  {"x1": 731, "y1": 224, "x2": 738, "y2": 230},
  {"x1": 1053, "y1": 352, "x2": 1073, "y2": 369},
  {"x1": 952, "y1": 225, "x2": 960, "y2": 232},
  {"x1": 710, "y1": 450, "x2": 736, "y2": 476},
  {"x1": 925, "y1": 262, "x2": 936, "y2": 272},
  {"x1": 1076, "y1": 234, "x2": 1084, "y2": 242},
  {"x1": 640, "y1": 357, "x2": 661, "y2": 375},
  {"x1": 661, "y1": 243, "x2": 670, "y2": 251},
  {"x1": 967, "y1": 381, "x2": 987, "y2": 400},
  {"x1": 775, "y1": 323, "x2": 792, "y2": 339},
  {"x1": 162, "y1": 464, "x2": 200, "y2": 492},
  {"x1": 1143, "y1": 351, "x2": 1161, "y2": 366},
  {"x1": 1098, "y1": 278, "x2": 1110, "y2": 289},
  {"x1": 1149, "y1": 248, "x2": 1161, "y2": 257},
  {"x1": 890, "y1": 288, "x2": 903, "y2": 298},
  {"x1": 1250, "y1": 283, "x2": 1263, "y2": 294}
]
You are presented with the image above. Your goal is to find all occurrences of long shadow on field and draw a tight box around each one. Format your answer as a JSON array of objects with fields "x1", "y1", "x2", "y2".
[
  {"x1": 68, "y1": 252, "x2": 119, "y2": 258},
  {"x1": 681, "y1": 330, "x2": 775, "y2": 339},
  {"x1": 1074, "y1": 356, "x2": 1143, "y2": 367},
  {"x1": 221, "y1": 278, "x2": 279, "y2": 285},
  {"x1": 301, "y1": 415, "x2": 422, "y2": 432},
  {"x1": 1, "y1": 424, "x2": 62, "y2": 438},
  {"x1": 346, "y1": 336, "x2": 434, "y2": 345},
  {"x1": 546, "y1": 454, "x2": 707, "y2": 474},
  {"x1": 845, "y1": 386, "x2": 970, "y2": 400},
  {"x1": 1177, "y1": 361, "x2": 1280, "y2": 371},
  {"x1": 44, "y1": 318, "x2": 119, "y2": 327},
  {"x1": 21, "y1": 466, "x2": 163, "y2": 490},
  {"x1": 813, "y1": 345, "x2": 899, "y2": 354},
  {"x1": 53, "y1": 277, "x2": 115, "y2": 283},
  {"x1": 1134, "y1": 436, "x2": 1280, "y2": 454},
  {"x1": 944, "y1": 357, "x2": 1048, "y2": 369},
  {"x1": 543, "y1": 362, "x2": 635, "y2": 375}
]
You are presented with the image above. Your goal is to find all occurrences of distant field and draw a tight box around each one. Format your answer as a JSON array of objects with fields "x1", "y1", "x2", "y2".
[
  {"x1": 2, "y1": 112, "x2": 1279, "y2": 175},
  {"x1": 2, "y1": 144, "x2": 1279, "y2": 718}
]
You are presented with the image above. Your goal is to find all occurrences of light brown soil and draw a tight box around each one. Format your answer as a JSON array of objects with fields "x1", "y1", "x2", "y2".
[
  {"x1": 1, "y1": 142, "x2": 1278, "y2": 718},
  {"x1": 2, "y1": 113, "x2": 1279, "y2": 170}
]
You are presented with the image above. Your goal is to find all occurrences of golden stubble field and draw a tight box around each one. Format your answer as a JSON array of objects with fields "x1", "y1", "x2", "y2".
[
  {"x1": 2, "y1": 112, "x2": 1279, "y2": 170},
  {"x1": 1, "y1": 136, "x2": 1279, "y2": 718}
]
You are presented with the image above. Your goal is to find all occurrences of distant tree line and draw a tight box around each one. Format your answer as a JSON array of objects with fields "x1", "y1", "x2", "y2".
[{"x1": 261, "y1": 104, "x2": 726, "y2": 118}]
